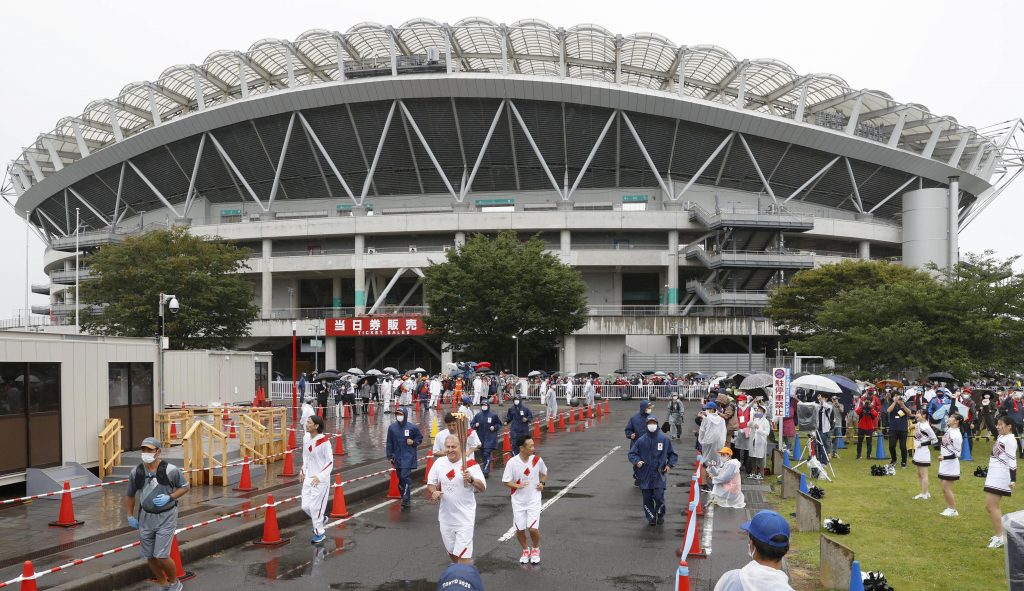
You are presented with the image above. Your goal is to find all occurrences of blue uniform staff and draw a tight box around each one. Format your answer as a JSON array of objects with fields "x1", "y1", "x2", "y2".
[
  {"x1": 506, "y1": 396, "x2": 534, "y2": 455},
  {"x1": 385, "y1": 408, "x2": 423, "y2": 507},
  {"x1": 625, "y1": 400, "x2": 655, "y2": 486},
  {"x1": 471, "y1": 403, "x2": 501, "y2": 477},
  {"x1": 627, "y1": 415, "x2": 678, "y2": 526}
]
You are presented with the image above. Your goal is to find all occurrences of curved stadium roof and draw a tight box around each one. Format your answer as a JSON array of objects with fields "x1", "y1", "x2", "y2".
[{"x1": 5, "y1": 18, "x2": 1014, "y2": 232}]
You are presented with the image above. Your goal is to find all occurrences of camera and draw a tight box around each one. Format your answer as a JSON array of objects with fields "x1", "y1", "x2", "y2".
[{"x1": 168, "y1": 296, "x2": 179, "y2": 314}]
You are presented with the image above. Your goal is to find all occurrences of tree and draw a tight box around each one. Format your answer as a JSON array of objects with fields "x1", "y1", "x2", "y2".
[
  {"x1": 79, "y1": 227, "x2": 258, "y2": 349},
  {"x1": 766, "y1": 255, "x2": 1024, "y2": 378},
  {"x1": 422, "y1": 231, "x2": 587, "y2": 367}
]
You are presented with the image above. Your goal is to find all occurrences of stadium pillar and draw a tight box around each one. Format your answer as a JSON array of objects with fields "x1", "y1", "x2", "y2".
[
  {"x1": 688, "y1": 335, "x2": 700, "y2": 355},
  {"x1": 560, "y1": 229, "x2": 571, "y2": 263},
  {"x1": 667, "y1": 230, "x2": 679, "y2": 313},
  {"x1": 354, "y1": 235, "x2": 366, "y2": 315},
  {"x1": 562, "y1": 334, "x2": 577, "y2": 374},
  {"x1": 858, "y1": 240, "x2": 870, "y2": 260},
  {"x1": 455, "y1": 232, "x2": 465, "y2": 248},
  {"x1": 261, "y1": 239, "x2": 273, "y2": 319}
]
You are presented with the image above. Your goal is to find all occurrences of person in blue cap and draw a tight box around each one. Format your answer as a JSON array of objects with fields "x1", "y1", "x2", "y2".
[
  {"x1": 471, "y1": 401, "x2": 501, "y2": 477},
  {"x1": 625, "y1": 400, "x2": 655, "y2": 486},
  {"x1": 436, "y1": 563, "x2": 484, "y2": 591},
  {"x1": 386, "y1": 407, "x2": 423, "y2": 507},
  {"x1": 627, "y1": 415, "x2": 678, "y2": 525},
  {"x1": 713, "y1": 510, "x2": 795, "y2": 590},
  {"x1": 505, "y1": 395, "x2": 533, "y2": 455}
]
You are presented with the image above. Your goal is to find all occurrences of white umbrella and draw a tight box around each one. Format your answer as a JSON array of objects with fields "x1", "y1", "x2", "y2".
[
  {"x1": 383, "y1": 367, "x2": 399, "y2": 375},
  {"x1": 366, "y1": 369, "x2": 383, "y2": 376},
  {"x1": 346, "y1": 367, "x2": 364, "y2": 375},
  {"x1": 738, "y1": 373, "x2": 772, "y2": 390},
  {"x1": 791, "y1": 374, "x2": 843, "y2": 394},
  {"x1": 412, "y1": 367, "x2": 427, "y2": 374},
  {"x1": 653, "y1": 371, "x2": 668, "y2": 376},
  {"x1": 528, "y1": 370, "x2": 543, "y2": 377},
  {"x1": 714, "y1": 371, "x2": 729, "y2": 378}
]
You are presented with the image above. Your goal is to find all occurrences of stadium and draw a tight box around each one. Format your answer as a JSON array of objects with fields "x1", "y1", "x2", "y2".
[{"x1": 7, "y1": 18, "x2": 1021, "y2": 376}]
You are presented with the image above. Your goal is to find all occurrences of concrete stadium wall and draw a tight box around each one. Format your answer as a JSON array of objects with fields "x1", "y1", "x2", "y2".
[
  {"x1": 574, "y1": 335, "x2": 627, "y2": 374},
  {"x1": 902, "y1": 187, "x2": 951, "y2": 269}
]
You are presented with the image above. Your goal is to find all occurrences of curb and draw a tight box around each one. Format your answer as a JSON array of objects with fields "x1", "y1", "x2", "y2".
[{"x1": 47, "y1": 466, "x2": 426, "y2": 591}]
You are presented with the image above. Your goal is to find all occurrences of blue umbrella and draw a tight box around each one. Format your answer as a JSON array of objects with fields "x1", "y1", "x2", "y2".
[{"x1": 823, "y1": 374, "x2": 859, "y2": 394}]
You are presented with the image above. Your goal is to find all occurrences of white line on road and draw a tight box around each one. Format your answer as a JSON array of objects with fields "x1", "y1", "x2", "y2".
[
  {"x1": 324, "y1": 485, "x2": 428, "y2": 530},
  {"x1": 497, "y1": 445, "x2": 621, "y2": 542}
]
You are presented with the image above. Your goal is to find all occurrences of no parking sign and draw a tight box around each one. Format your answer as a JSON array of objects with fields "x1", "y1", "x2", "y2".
[{"x1": 772, "y1": 367, "x2": 791, "y2": 420}]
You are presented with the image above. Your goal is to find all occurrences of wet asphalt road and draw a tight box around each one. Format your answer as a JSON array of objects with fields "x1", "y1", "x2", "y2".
[{"x1": 120, "y1": 401, "x2": 712, "y2": 591}]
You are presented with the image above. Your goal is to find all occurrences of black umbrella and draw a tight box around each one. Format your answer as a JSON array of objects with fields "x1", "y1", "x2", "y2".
[
  {"x1": 928, "y1": 371, "x2": 957, "y2": 383},
  {"x1": 641, "y1": 370, "x2": 656, "y2": 376},
  {"x1": 614, "y1": 369, "x2": 626, "y2": 374},
  {"x1": 315, "y1": 370, "x2": 341, "y2": 381}
]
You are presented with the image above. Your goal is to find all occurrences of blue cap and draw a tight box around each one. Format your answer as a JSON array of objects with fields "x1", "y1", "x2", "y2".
[
  {"x1": 462, "y1": 396, "x2": 472, "y2": 405},
  {"x1": 140, "y1": 437, "x2": 162, "y2": 450},
  {"x1": 436, "y1": 563, "x2": 484, "y2": 591},
  {"x1": 646, "y1": 415, "x2": 659, "y2": 424},
  {"x1": 740, "y1": 510, "x2": 790, "y2": 548},
  {"x1": 704, "y1": 402, "x2": 718, "y2": 410}
]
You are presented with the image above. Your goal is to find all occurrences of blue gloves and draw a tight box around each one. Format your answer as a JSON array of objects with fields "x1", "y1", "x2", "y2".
[
  {"x1": 127, "y1": 516, "x2": 139, "y2": 529},
  {"x1": 152, "y1": 494, "x2": 171, "y2": 507}
]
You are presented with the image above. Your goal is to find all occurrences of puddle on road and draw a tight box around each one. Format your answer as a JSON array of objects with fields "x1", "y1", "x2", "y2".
[
  {"x1": 472, "y1": 554, "x2": 522, "y2": 574},
  {"x1": 608, "y1": 574, "x2": 668, "y2": 591},
  {"x1": 329, "y1": 580, "x2": 435, "y2": 590},
  {"x1": 541, "y1": 486, "x2": 592, "y2": 499}
]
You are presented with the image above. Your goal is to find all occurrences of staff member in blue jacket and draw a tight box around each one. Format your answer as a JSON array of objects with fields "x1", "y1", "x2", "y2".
[
  {"x1": 625, "y1": 400, "x2": 655, "y2": 486},
  {"x1": 506, "y1": 396, "x2": 533, "y2": 455},
  {"x1": 471, "y1": 401, "x2": 501, "y2": 477},
  {"x1": 386, "y1": 407, "x2": 423, "y2": 507},
  {"x1": 628, "y1": 415, "x2": 678, "y2": 525}
]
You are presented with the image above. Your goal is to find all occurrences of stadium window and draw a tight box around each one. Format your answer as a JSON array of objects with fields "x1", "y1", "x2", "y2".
[
  {"x1": 622, "y1": 202, "x2": 647, "y2": 211},
  {"x1": 479, "y1": 205, "x2": 515, "y2": 213}
]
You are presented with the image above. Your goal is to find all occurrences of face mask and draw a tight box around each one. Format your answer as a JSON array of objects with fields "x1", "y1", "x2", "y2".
[
  {"x1": 140, "y1": 453, "x2": 156, "y2": 464},
  {"x1": 1016, "y1": 393, "x2": 1022, "y2": 400},
  {"x1": 748, "y1": 542, "x2": 755, "y2": 560},
  {"x1": 647, "y1": 424, "x2": 658, "y2": 433},
  {"x1": 754, "y1": 413, "x2": 764, "y2": 419},
  {"x1": 672, "y1": 396, "x2": 678, "y2": 400},
  {"x1": 397, "y1": 416, "x2": 405, "y2": 423},
  {"x1": 739, "y1": 402, "x2": 747, "y2": 408},
  {"x1": 644, "y1": 409, "x2": 652, "y2": 414},
  {"x1": 481, "y1": 405, "x2": 489, "y2": 412},
  {"x1": 514, "y1": 400, "x2": 521, "y2": 406}
]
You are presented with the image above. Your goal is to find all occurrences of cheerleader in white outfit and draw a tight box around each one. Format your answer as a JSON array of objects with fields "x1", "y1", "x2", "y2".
[
  {"x1": 300, "y1": 415, "x2": 334, "y2": 544},
  {"x1": 912, "y1": 409, "x2": 938, "y2": 500},
  {"x1": 984, "y1": 415, "x2": 1018, "y2": 548},
  {"x1": 937, "y1": 412, "x2": 963, "y2": 517}
]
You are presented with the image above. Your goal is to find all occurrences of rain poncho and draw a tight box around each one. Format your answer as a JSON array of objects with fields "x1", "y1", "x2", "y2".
[
  {"x1": 709, "y1": 457, "x2": 745, "y2": 508},
  {"x1": 698, "y1": 412, "x2": 727, "y2": 463},
  {"x1": 713, "y1": 561, "x2": 794, "y2": 591}
]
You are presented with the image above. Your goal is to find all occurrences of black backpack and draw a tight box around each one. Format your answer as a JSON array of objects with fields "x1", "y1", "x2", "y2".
[{"x1": 132, "y1": 461, "x2": 178, "y2": 513}]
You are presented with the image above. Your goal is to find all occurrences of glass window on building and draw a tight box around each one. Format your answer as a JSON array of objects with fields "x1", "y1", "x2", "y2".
[
  {"x1": 108, "y1": 362, "x2": 154, "y2": 450},
  {"x1": 0, "y1": 362, "x2": 62, "y2": 475}
]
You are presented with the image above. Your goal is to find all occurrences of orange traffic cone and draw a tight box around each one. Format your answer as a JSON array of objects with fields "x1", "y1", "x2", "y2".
[
  {"x1": 589, "y1": 405, "x2": 595, "y2": 419},
  {"x1": 675, "y1": 558, "x2": 692, "y2": 591},
  {"x1": 170, "y1": 535, "x2": 196, "y2": 580},
  {"x1": 229, "y1": 421, "x2": 237, "y2": 439},
  {"x1": 533, "y1": 420, "x2": 541, "y2": 440},
  {"x1": 288, "y1": 427, "x2": 296, "y2": 450},
  {"x1": 502, "y1": 429, "x2": 511, "y2": 453},
  {"x1": 329, "y1": 475, "x2": 351, "y2": 518},
  {"x1": 579, "y1": 407, "x2": 586, "y2": 422},
  {"x1": 387, "y1": 469, "x2": 402, "y2": 499},
  {"x1": 605, "y1": 399, "x2": 611, "y2": 414},
  {"x1": 278, "y1": 450, "x2": 297, "y2": 478},
  {"x1": 169, "y1": 421, "x2": 178, "y2": 441},
  {"x1": 423, "y1": 455, "x2": 435, "y2": 483},
  {"x1": 687, "y1": 511, "x2": 706, "y2": 558},
  {"x1": 597, "y1": 402, "x2": 603, "y2": 418},
  {"x1": 558, "y1": 412, "x2": 566, "y2": 430},
  {"x1": 343, "y1": 404, "x2": 350, "y2": 419},
  {"x1": 48, "y1": 481, "x2": 83, "y2": 528},
  {"x1": 233, "y1": 457, "x2": 256, "y2": 492},
  {"x1": 368, "y1": 401, "x2": 376, "y2": 417},
  {"x1": 548, "y1": 415, "x2": 555, "y2": 432},
  {"x1": 334, "y1": 433, "x2": 346, "y2": 456},
  {"x1": 568, "y1": 408, "x2": 576, "y2": 425},
  {"x1": 19, "y1": 561, "x2": 37, "y2": 591},
  {"x1": 253, "y1": 495, "x2": 290, "y2": 546},
  {"x1": 685, "y1": 480, "x2": 697, "y2": 515},
  {"x1": 317, "y1": 405, "x2": 324, "y2": 418}
]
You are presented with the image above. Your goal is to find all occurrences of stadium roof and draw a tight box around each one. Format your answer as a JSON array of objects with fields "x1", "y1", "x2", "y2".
[{"x1": 5, "y1": 18, "x2": 1021, "y2": 230}]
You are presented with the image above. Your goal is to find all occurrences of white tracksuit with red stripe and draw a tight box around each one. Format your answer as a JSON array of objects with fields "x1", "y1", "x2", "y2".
[
  {"x1": 502, "y1": 453, "x2": 548, "y2": 531},
  {"x1": 301, "y1": 432, "x2": 334, "y2": 535}
]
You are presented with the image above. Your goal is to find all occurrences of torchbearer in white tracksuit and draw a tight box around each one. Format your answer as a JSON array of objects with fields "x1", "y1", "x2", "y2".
[
  {"x1": 299, "y1": 398, "x2": 316, "y2": 431},
  {"x1": 427, "y1": 435, "x2": 487, "y2": 563},
  {"x1": 502, "y1": 434, "x2": 548, "y2": 565},
  {"x1": 381, "y1": 377, "x2": 393, "y2": 413},
  {"x1": 472, "y1": 376, "x2": 484, "y2": 405},
  {"x1": 300, "y1": 415, "x2": 334, "y2": 544},
  {"x1": 429, "y1": 376, "x2": 442, "y2": 410}
]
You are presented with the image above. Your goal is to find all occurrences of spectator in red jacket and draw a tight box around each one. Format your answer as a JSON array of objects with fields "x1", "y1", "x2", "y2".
[{"x1": 855, "y1": 392, "x2": 880, "y2": 459}]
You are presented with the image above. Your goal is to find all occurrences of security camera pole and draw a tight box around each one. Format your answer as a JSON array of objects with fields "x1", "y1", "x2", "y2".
[{"x1": 158, "y1": 293, "x2": 179, "y2": 413}]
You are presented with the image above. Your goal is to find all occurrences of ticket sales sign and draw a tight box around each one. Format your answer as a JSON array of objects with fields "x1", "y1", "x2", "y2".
[
  {"x1": 772, "y1": 367, "x2": 792, "y2": 420},
  {"x1": 326, "y1": 315, "x2": 427, "y2": 337}
]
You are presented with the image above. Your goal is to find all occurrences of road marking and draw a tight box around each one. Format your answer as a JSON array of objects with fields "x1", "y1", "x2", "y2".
[
  {"x1": 701, "y1": 503, "x2": 714, "y2": 556},
  {"x1": 497, "y1": 445, "x2": 621, "y2": 542},
  {"x1": 323, "y1": 485, "x2": 427, "y2": 530}
]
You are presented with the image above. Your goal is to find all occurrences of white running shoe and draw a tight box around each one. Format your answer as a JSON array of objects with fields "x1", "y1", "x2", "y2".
[
  {"x1": 912, "y1": 493, "x2": 926, "y2": 500},
  {"x1": 988, "y1": 536, "x2": 1005, "y2": 549},
  {"x1": 530, "y1": 548, "x2": 540, "y2": 564},
  {"x1": 520, "y1": 549, "x2": 531, "y2": 564},
  {"x1": 923, "y1": 492, "x2": 931, "y2": 499},
  {"x1": 940, "y1": 508, "x2": 959, "y2": 517}
]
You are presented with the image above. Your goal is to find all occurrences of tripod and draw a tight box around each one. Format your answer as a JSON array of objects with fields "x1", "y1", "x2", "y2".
[{"x1": 791, "y1": 430, "x2": 836, "y2": 482}]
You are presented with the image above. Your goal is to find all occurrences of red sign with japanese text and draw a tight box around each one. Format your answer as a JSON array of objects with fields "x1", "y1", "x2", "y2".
[{"x1": 325, "y1": 315, "x2": 427, "y2": 337}]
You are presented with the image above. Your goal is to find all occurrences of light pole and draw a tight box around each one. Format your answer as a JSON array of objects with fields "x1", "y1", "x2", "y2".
[
  {"x1": 75, "y1": 208, "x2": 80, "y2": 333},
  {"x1": 291, "y1": 321, "x2": 298, "y2": 420},
  {"x1": 672, "y1": 323, "x2": 681, "y2": 376},
  {"x1": 512, "y1": 335, "x2": 519, "y2": 377},
  {"x1": 157, "y1": 293, "x2": 179, "y2": 412},
  {"x1": 310, "y1": 321, "x2": 321, "y2": 375}
]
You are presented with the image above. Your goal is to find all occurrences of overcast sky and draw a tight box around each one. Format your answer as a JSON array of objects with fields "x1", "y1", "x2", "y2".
[{"x1": 1, "y1": 0, "x2": 1020, "y2": 318}]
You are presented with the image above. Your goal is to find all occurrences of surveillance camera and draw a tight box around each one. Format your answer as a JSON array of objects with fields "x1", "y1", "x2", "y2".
[{"x1": 168, "y1": 296, "x2": 179, "y2": 313}]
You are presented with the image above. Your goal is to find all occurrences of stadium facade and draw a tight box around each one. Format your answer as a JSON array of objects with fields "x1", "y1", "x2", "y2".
[{"x1": 7, "y1": 19, "x2": 1021, "y2": 376}]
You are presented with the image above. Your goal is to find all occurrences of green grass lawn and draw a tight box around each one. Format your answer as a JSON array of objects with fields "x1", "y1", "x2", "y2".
[{"x1": 767, "y1": 436, "x2": 1016, "y2": 591}]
